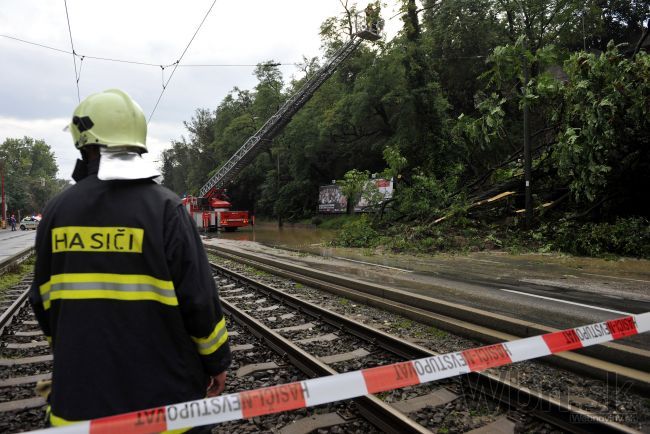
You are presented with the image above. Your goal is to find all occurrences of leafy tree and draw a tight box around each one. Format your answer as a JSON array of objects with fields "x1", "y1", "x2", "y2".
[
  {"x1": 339, "y1": 169, "x2": 369, "y2": 214},
  {"x1": 395, "y1": 0, "x2": 453, "y2": 178},
  {"x1": 0, "y1": 137, "x2": 63, "y2": 218},
  {"x1": 160, "y1": 0, "x2": 649, "y2": 233},
  {"x1": 422, "y1": 0, "x2": 509, "y2": 115},
  {"x1": 553, "y1": 45, "x2": 649, "y2": 213}
]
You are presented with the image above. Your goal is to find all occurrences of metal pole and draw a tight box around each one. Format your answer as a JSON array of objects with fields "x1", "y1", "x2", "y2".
[
  {"x1": 522, "y1": 43, "x2": 532, "y2": 228},
  {"x1": 517, "y1": 2, "x2": 533, "y2": 229},
  {"x1": 277, "y1": 152, "x2": 283, "y2": 228},
  {"x1": 1, "y1": 162, "x2": 5, "y2": 227}
]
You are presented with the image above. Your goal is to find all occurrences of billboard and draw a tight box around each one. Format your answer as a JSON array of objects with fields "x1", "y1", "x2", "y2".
[
  {"x1": 318, "y1": 185, "x2": 347, "y2": 213},
  {"x1": 318, "y1": 178, "x2": 393, "y2": 214},
  {"x1": 354, "y1": 178, "x2": 393, "y2": 212}
]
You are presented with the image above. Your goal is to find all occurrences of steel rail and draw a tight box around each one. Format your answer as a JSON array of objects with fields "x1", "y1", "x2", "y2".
[
  {"x1": 220, "y1": 297, "x2": 431, "y2": 434},
  {"x1": 0, "y1": 246, "x2": 34, "y2": 277},
  {"x1": 0, "y1": 286, "x2": 31, "y2": 337},
  {"x1": 0, "y1": 248, "x2": 34, "y2": 336},
  {"x1": 205, "y1": 245, "x2": 650, "y2": 388},
  {"x1": 211, "y1": 261, "x2": 642, "y2": 434}
]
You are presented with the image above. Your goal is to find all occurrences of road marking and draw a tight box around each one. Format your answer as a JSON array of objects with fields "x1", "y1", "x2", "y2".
[
  {"x1": 466, "y1": 258, "x2": 503, "y2": 265},
  {"x1": 498, "y1": 288, "x2": 632, "y2": 316},
  {"x1": 333, "y1": 256, "x2": 413, "y2": 272},
  {"x1": 583, "y1": 272, "x2": 650, "y2": 284}
]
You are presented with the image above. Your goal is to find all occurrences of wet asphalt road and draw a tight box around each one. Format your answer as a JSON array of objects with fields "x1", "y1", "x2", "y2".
[{"x1": 0, "y1": 229, "x2": 36, "y2": 263}]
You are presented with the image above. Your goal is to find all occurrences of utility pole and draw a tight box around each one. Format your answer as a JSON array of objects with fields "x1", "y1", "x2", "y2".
[
  {"x1": 277, "y1": 152, "x2": 283, "y2": 228},
  {"x1": 1, "y1": 160, "x2": 5, "y2": 228},
  {"x1": 522, "y1": 43, "x2": 532, "y2": 228},
  {"x1": 518, "y1": 3, "x2": 533, "y2": 229}
]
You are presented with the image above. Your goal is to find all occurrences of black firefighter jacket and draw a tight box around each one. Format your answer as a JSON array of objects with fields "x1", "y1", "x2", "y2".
[{"x1": 29, "y1": 164, "x2": 231, "y2": 426}]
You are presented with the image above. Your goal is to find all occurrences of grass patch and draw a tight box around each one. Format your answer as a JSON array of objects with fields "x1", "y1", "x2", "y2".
[
  {"x1": 338, "y1": 298, "x2": 350, "y2": 306},
  {"x1": 315, "y1": 214, "x2": 360, "y2": 230},
  {"x1": 0, "y1": 258, "x2": 35, "y2": 294},
  {"x1": 251, "y1": 269, "x2": 270, "y2": 277},
  {"x1": 426, "y1": 325, "x2": 447, "y2": 338},
  {"x1": 394, "y1": 319, "x2": 414, "y2": 330}
]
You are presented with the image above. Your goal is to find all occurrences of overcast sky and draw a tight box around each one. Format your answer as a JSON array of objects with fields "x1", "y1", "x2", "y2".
[{"x1": 0, "y1": 0, "x2": 402, "y2": 180}]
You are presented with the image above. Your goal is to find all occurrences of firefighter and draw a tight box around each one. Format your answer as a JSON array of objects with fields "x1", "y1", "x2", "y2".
[
  {"x1": 365, "y1": 2, "x2": 381, "y2": 33},
  {"x1": 29, "y1": 89, "x2": 231, "y2": 433},
  {"x1": 365, "y1": 3, "x2": 375, "y2": 30}
]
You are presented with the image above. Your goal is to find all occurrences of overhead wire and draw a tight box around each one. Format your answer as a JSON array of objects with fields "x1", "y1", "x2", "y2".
[
  {"x1": 1, "y1": 34, "x2": 300, "y2": 67},
  {"x1": 63, "y1": 0, "x2": 80, "y2": 103},
  {"x1": 0, "y1": 34, "x2": 71, "y2": 54},
  {"x1": 3, "y1": 2, "x2": 488, "y2": 108},
  {"x1": 147, "y1": 0, "x2": 218, "y2": 124},
  {"x1": 177, "y1": 63, "x2": 299, "y2": 67},
  {"x1": 80, "y1": 54, "x2": 168, "y2": 67}
]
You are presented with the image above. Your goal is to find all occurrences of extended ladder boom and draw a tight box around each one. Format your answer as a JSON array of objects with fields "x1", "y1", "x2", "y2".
[{"x1": 199, "y1": 35, "x2": 365, "y2": 197}]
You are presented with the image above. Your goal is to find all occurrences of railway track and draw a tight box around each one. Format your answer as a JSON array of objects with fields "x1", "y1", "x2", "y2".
[
  {"x1": 210, "y1": 261, "x2": 644, "y2": 434},
  {"x1": 204, "y1": 244, "x2": 650, "y2": 392},
  {"x1": 0, "y1": 248, "x2": 647, "y2": 433}
]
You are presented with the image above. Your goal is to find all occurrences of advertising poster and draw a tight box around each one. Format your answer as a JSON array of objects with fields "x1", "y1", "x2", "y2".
[
  {"x1": 318, "y1": 185, "x2": 348, "y2": 213},
  {"x1": 354, "y1": 178, "x2": 393, "y2": 212},
  {"x1": 318, "y1": 179, "x2": 393, "y2": 213}
]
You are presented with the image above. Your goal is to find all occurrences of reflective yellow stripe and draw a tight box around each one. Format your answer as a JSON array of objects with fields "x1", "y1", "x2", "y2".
[
  {"x1": 40, "y1": 273, "x2": 174, "y2": 291},
  {"x1": 39, "y1": 273, "x2": 177, "y2": 310},
  {"x1": 50, "y1": 411, "x2": 189, "y2": 433},
  {"x1": 51, "y1": 226, "x2": 144, "y2": 253},
  {"x1": 192, "y1": 317, "x2": 228, "y2": 355},
  {"x1": 50, "y1": 410, "x2": 79, "y2": 427}
]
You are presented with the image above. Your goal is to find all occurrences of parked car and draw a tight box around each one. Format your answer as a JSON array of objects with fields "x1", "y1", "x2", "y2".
[{"x1": 20, "y1": 216, "x2": 40, "y2": 230}]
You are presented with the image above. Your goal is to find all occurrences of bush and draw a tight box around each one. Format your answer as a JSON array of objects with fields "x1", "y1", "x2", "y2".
[
  {"x1": 333, "y1": 215, "x2": 379, "y2": 248},
  {"x1": 548, "y1": 217, "x2": 650, "y2": 258},
  {"x1": 318, "y1": 214, "x2": 359, "y2": 229}
]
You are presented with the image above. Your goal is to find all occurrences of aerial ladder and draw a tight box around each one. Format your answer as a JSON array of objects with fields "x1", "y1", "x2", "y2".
[{"x1": 184, "y1": 15, "x2": 382, "y2": 231}]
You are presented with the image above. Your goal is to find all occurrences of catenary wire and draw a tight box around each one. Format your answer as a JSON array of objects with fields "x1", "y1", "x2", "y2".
[
  {"x1": 0, "y1": 34, "x2": 72, "y2": 54},
  {"x1": 0, "y1": 34, "x2": 299, "y2": 67},
  {"x1": 2, "y1": 31, "x2": 487, "y2": 70},
  {"x1": 63, "y1": 0, "x2": 80, "y2": 103},
  {"x1": 147, "y1": 0, "x2": 218, "y2": 124}
]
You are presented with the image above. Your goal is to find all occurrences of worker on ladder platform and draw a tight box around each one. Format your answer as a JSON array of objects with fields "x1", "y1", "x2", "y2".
[
  {"x1": 29, "y1": 89, "x2": 231, "y2": 433},
  {"x1": 365, "y1": 2, "x2": 382, "y2": 34}
]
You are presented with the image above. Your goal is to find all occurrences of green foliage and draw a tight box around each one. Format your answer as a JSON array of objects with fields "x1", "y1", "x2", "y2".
[
  {"x1": 553, "y1": 45, "x2": 650, "y2": 203},
  {"x1": 159, "y1": 2, "x2": 650, "y2": 258},
  {"x1": 455, "y1": 93, "x2": 506, "y2": 150},
  {"x1": 545, "y1": 217, "x2": 650, "y2": 258},
  {"x1": 333, "y1": 215, "x2": 379, "y2": 248},
  {"x1": 0, "y1": 258, "x2": 34, "y2": 294},
  {"x1": 316, "y1": 214, "x2": 358, "y2": 229},
  {"x1": 393, "y1": 167, "x2": 464, "y2": 221},
  {"x1": 381, "y1": 145, "x2": 407, "y2": 180},
  {"x1": 0, "y1": 137, "x2": 66, "y2": 216},
  {"x1": 338, "y1": 169, "x2": 370, "y2": 214}
]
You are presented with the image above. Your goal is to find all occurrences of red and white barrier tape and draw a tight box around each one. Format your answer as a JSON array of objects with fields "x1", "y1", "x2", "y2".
[{"x1": 25, "y1": 312, "x2": 650, "y2": 434}]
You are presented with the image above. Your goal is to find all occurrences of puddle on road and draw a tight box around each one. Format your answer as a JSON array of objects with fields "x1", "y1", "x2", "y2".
[{"x1": 208, "y1": 221, "x2": 336, "y2": 249}]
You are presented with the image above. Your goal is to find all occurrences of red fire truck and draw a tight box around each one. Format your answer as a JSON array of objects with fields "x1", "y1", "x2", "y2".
[{"x1": 182, "y1": 189, "x2": 249, "y2": 232}]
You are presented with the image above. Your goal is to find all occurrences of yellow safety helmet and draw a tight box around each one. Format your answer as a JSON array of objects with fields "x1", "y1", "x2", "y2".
[{"x1": 69, "y1": 89, "x2": 147, "y2": 153}]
